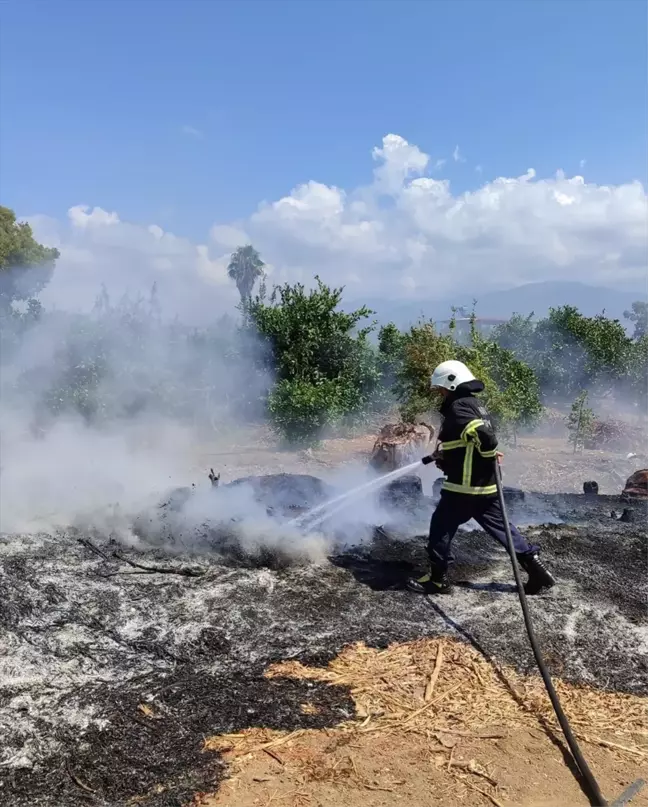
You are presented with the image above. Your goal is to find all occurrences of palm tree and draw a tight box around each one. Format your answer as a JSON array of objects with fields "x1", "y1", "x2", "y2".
[{"x1": 227, "y1": 245, "x2": 265, "y2": 304}]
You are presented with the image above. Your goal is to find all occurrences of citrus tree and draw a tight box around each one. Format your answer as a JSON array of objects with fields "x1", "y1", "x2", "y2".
[
  {"x1": 624, "y1": 301, "x2": 648, "y2": 341},
  {"x1": 246, "y1": 277, "x2": 381, "y2": 444}
]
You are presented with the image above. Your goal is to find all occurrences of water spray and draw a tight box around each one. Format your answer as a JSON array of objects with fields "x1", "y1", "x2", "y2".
[{"x1": 288, "y1": 459, "x2": 426, "y2": 530}]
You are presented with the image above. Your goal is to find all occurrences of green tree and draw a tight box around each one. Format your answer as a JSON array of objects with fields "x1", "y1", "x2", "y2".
[
  {"x1": 246, "y1": 277, "x2": 380, "y2": 444},
  {"x1": 573, "y1": 310, "x2": 630, "y2": 380},
  {"x1": 395, "y1": 311, "x2": 542, "y2": 442},
  {"x1": 394, "y1": 320, "x2": 455, "y2": 422},
  {"x1": 0, "y1": 206, "x2": 59, "y2": 310},
  {"x1": 227, "y1": 245, "x2": 265, "y2": 304},
  {"x1": 473, "y1": 333, "x2": 543, "y2": 444},
  {"x1": 378, "y1": 322, "x2": 406, "y2": 360},
  {"x1": 491, "y1": 312, "x2": 536, "y2": 367},
  {"x1": 494, "y1": 306, "x2": 635, "y2": 400},
  {"x1": 625, "y1": 333, "x2": 648, "y2": 401},
  {"x1": 566, "y1": 391, "x2": 596, "y2": 453},
  {"x1": 376, "y1": 322, "x2": 406, "y2": 410},
  {"x1": 394, "y1": 315, "x2": 505, "y2": 425},
  {"x1": 624, "y1": 301, "x2": 648, "y2": 341}
]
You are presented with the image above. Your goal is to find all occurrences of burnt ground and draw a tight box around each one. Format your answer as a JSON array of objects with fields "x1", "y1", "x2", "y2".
[{"x1": 0, "y1": 478, "x2": 646, "y2": 807}]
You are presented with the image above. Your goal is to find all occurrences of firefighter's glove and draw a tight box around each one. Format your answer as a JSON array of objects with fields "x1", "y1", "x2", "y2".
[
  {"x1": 422, "y1": 449, "x2": 445, "y2": 470},
  {"x1": 435, "y1": 455, "x2": 447, "y2": 471}
]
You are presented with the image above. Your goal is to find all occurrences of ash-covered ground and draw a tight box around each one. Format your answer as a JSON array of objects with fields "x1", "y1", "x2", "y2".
[{"x1": 1, "y1": 473, "x2": 646, "y2": 807}]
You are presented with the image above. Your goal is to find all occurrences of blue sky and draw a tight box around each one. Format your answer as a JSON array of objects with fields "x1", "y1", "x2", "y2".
[{"x1": 1, "y1": 0, "x2": 646, "y2": 243}]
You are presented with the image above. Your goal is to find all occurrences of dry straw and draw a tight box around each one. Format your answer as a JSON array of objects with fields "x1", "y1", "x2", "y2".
[{"x1": 205, "y1": 637, "x2": 646, "y2": 757}]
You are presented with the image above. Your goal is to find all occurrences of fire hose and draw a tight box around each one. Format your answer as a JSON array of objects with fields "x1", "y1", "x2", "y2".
[
  {"x1": 293, "y1": 449, "x2": 643, "y2": 804},
  {"x1": 493, "y1": 461, "x2": 644, "y2": 807}
]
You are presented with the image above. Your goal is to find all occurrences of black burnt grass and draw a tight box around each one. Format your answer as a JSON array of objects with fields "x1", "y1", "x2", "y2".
[
  {"x1": 1, "y1": 476, "x2": 646, "y2": 807},
  {"x1": 5, "y1": 668, "x2": 354, "y2": 807}
]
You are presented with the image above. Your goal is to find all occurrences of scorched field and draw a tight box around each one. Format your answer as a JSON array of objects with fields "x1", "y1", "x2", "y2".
[{"x1": 1, "y1": 431, "x2": 647, "y2": 807}]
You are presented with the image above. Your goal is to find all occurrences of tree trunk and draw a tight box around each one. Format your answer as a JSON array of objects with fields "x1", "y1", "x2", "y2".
[{"x1": 370, "y1": 422, "x2": 436, "y2": 473}]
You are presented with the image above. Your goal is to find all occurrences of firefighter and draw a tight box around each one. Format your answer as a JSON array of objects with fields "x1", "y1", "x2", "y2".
[{"x1": 407, "y1": 360, "x2": 556, "y2": 596}]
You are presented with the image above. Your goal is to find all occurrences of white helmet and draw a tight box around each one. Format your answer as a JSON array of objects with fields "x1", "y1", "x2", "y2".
[{"x1": 430, "y1": 360, "x2": 476, "y2": 391}]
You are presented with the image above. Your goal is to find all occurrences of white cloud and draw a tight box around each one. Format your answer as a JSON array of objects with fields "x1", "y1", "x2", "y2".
[
  {"x1": 68, "y1": 205, "x2": 120, "y2": 228},
  {"x1": 238, "y1": 135, "x2": 647, "y2": 298},
  {"x1": 372, "y1": 133, "x2": 429, "y2": 193},
  {"x1": 181, "y1": 125, "x2": 203, "y2": 139},
  {"x1": 452, "y1": 144, "x2": 464, "y2": 163},
  {"x1": 23, "y1": 133, "x2": 648, "y2": 318},
  {"x1": 209, "y1": 224, "x2": 250, "y2": 249},
  {"x1": 580, "y1": 159, "x2": 587, "y2": 169}
]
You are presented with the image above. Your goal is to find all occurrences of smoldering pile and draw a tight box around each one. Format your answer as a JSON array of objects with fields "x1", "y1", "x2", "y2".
[{"x1": 130, "y1": 471, "x2": 425, "y2": 569}]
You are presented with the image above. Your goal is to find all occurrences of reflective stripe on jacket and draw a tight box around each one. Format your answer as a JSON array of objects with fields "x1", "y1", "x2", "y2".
[{"x1": 437, "y1": 388, "x2": 498, "y2": 496}]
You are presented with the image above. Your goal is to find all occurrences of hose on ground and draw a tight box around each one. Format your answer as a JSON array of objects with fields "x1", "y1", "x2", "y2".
[{"x1": 494, "y1": 463, "x2": 608, "y2": 807}]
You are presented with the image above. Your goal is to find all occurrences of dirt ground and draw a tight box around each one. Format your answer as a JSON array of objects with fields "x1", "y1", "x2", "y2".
[
  {"x1": 193, "y1": 638, "x2": 647, "y2": 807},
  {"x1": 198, "y1": 726, "x2": 645, "y2": 807},
  {"x1": 192, "y1": 426, "x2": 646, "y2": 498}
]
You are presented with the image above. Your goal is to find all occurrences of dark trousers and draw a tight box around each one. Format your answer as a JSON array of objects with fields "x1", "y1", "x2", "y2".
[{"x1": 428, "y1": 491, "x2": 539, "y2": 572}]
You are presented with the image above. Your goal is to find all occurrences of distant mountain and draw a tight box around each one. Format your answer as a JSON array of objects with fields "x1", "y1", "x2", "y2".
[{"x1": 353, "y1": 281, "x2": 645, "y2": 329}]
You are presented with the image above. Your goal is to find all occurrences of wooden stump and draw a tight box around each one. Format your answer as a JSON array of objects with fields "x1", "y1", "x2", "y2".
[{"x1": 370, "y1": 422, "x2": 435, "y2": 473}]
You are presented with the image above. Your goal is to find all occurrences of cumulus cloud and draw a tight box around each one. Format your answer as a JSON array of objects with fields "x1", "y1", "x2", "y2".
[
  {"x1": 210, "y1": 224, "x2": 251, "y2": 249},
  {"x1": 372, "y1": 133, "x2": 430, "y2": 193},
  {"x1": 23, "y1": 133, "x2": 648, "y2": 318},
  {"x1": 240, "y1": 134, "x2": 647, "y2": 298}
]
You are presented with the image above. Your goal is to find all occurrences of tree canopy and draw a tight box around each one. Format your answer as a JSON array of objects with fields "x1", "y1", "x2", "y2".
[
  {"x1": 624, "y1": 301, "x2": 648, "y2": 341},
  {"x1": 492, "y1": 305, "x2": 635, "y2": 399},
  {"x1": 1, "y1": 232, "x2": 645, "y2": 447},
  {"x1": 0, "y1": 205, "x2": 59, "y2": 308},
  {"x1": 227, "y1": 245, "x2": 265, "y2": 304},
  {"x1": 394, "y1": 313, "x2": 543, "y2": 438}
]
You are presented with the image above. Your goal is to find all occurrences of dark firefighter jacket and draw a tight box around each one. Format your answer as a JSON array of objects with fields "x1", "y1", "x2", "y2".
[{"x1": 437, "y1": 381, "x2": 498, "y2": 496}]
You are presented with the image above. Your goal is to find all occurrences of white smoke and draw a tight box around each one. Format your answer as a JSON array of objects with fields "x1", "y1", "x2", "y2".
[{"x1": 0, "y1": 252, "x2": 276, "y2": 547}]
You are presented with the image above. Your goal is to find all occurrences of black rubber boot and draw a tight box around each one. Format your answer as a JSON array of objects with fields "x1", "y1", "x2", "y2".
[
  {"x1": 406, "y1": 566, "x2": 453, "y2": 595},
  {"x1": 517, "y1": 553, "x2": 556, "y2": 595}
]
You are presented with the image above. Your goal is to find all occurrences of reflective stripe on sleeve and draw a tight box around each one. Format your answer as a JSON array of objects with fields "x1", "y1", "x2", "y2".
[{"x1": 439, "y1": 439, "x2": 465, "y2": 450}]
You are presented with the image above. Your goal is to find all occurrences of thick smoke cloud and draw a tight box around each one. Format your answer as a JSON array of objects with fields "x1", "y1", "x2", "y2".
[{"x1": 0, "y1": 277, "x2": 270, "y2": 542}]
